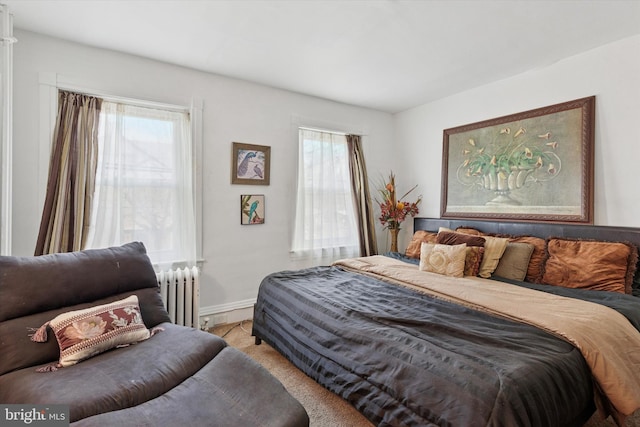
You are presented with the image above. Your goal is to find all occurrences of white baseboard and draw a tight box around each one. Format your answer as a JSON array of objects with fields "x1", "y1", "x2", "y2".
[{"x1": 199, "y1": 298, "x2": 256, "y2": 327}]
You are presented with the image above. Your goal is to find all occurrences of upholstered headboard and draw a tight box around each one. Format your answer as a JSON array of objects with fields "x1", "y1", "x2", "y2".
[
  {"x1": 414, "y1": 218, "x2": 640, "y2": 248},
  {"x1": 413, "y1": 217, "x2": 640, "y2": 289}
]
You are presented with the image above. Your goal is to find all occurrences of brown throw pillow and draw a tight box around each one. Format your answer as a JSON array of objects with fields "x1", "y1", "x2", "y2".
[
  {"x1": 405, "y1": 231, "x2": 438, "y2": 259},
  {"x1": 542, "y1": 238, "x2": 638, "y2": 294},
  {"x1": 437, "y1": 230, "x2": 486, "y2": 247},
  {"x1": 464, "y1": 246, "x2": 484, "y2": 276},
  {"x1": 493, "y1": 242, "x2": 535, "y2": 281},
  {"x1": 455, "y1": 227, "x2": 486, "y2": 236}
]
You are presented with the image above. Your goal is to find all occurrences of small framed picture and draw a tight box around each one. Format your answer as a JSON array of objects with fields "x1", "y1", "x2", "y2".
[
  {"x1": 231, "y1": 142, "x2": 270, "y2": 185},
  {"x1": 241, "y1": 195, "x2": 265, "y2": 225}
]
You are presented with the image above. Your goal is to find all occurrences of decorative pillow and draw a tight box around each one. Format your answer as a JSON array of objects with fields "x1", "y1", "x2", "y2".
[
  {"x1": 436, "y1": 230, "x2": 487, "y2": 276},
  {"x1": 419, "y1": 243, "x2": 467, "y2": 278},
  {"x1": 405, "y1": 230, "x2": 438, "y2": 259},
  {"x1": 436, "y1": 230, "x2": 486, "y2": 247},
  {"x1": 455, "y1": 227, "x2": 486, "y2": 236},
  {"x1": 541, "y1": 238, "x2": 638, "y2": 294},
  {"x1": 493, "y1": 242, "x2": 535, "y2": 281},
  {"x1": 477, "y1": 235, "x2": 509, "y2": 278},
  {"x1": 505, "y1": 235, "x2": 547, "y2": 283},
  {"x1": 31, "y1": 295, "x2": 157, "y2": 370},
  {"x1": 464, "y1": 246, "x2": 484, "y2": 276}
]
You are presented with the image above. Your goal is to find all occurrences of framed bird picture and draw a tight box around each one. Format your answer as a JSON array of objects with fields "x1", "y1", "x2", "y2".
[
  {"x1": 231, "y1": 142, "x2": 271, "y2": 185},
  {"x1": 241, "y1": 194, "x2": 265, "y2": 225}
]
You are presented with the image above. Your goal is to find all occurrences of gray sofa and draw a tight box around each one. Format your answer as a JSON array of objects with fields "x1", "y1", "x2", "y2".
[{"x1": 0, "y1": 242, "x2": 309, "y2": 426}]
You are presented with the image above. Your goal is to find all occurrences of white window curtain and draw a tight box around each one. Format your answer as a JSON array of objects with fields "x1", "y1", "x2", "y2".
[
  {"x1": 85, "y1": 101, "x2": 196, "y2": 269},
  {"x1": 292, "y1": 128, "x2": 359, "y2": 260}
]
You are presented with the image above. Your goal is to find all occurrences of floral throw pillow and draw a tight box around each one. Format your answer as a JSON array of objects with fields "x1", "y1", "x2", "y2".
[{"x1": 31, "y1": 295, "x2": 157, "y2": 371}]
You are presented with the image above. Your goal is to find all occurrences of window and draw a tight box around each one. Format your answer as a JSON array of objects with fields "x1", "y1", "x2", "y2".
[
  {"x1": 292, "y1": 128, "x2": 359, "y2": 259},
  {"x1": 86, "y1": 101, "x2": 196, "y2": 268}
]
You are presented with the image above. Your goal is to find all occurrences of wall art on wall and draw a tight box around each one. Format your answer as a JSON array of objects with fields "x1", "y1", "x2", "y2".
[
  {"x1": 441, "y1": 96, "x2": 595, "y2": 223},
  {"x1": 241, "y1": 194, "x2": 265, "y2": 225},
  {"x1": 231, "y1": 142, "x2": 270, "y2": 185}
]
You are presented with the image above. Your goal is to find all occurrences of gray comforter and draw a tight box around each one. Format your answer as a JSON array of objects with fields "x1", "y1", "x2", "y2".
[{"x1": 252, "y1": 260, "x2": 640, "y2": 427}]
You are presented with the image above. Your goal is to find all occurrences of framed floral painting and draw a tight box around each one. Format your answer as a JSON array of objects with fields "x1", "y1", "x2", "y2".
[
  {"x1": 441, "y1": 96, "x2": 595, "y2": 223},
  {"x1": 231, "y1": 142, "x2": 270, "y2": 185}
]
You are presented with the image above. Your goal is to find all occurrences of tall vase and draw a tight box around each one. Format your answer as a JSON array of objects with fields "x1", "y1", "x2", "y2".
[{"x1": 389, "y1": 228, "x2": 400, "y2": 252}]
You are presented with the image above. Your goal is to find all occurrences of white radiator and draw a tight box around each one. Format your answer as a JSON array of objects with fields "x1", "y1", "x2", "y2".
[{"x1": 157, "y1": 266, "x2": 200, "y2": 328}]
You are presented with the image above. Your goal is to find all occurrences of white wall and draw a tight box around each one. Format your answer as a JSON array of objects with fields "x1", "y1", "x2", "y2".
[
  {"x1": 395, "y1": 35, "x2": 640, "y2": 231},
  {"x1": 11, "y1": 30, "x2": 396, "y2": 319},
  {"x1": 14, "y1": 30, "x2": 639, "y2": 321}
]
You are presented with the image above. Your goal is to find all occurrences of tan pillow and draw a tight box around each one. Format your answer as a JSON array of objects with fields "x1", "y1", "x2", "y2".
[
  {"x1": 542, "y1": 238, "x2": 638, "y2": 294},
  {"x1": 419, "y1": 242, "x2": 467, "y2": 278},
  {"x1": 31, "y1": 295, "x2": 154, "y2": 370},
  {"x1": 493, "y1": 242, "x2": 535, "y2": 281},
  {"x1": 478, "y1": 235, "x2": 509, "y2": 278},
  {"x1": 405, "y1": 230, "x2": 438, "y2": 259}
]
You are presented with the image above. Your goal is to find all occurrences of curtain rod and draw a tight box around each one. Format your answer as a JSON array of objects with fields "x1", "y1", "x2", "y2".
[
  {"x1": 298, "y1": 126, "x2": 356, "y2": 136},
  {"x1": 55, "y1": 83, "x2": 189, "y2": 113}
]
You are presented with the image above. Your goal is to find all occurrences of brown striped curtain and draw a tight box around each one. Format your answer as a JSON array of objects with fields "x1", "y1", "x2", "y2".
[
  {"x1": 346, "y1": 134, "x2": 378, "y2": 256},
  {"x1": 35, "y1": 91, "x2": 103, "y2": 255}
]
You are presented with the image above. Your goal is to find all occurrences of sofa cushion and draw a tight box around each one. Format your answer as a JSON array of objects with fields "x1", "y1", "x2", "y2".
[
  {"x1": 71, "y1": 346, "x2": 310, "y2": 427},
  {"x1": 33, "y1": 295, "x2": 153, "y2": 369},
  {"x1": 0, "y1": 242, "x2": 158, "y2": 322},
  {"x1": 0, "y1": 323, "x2": 226, "y2": 422}
]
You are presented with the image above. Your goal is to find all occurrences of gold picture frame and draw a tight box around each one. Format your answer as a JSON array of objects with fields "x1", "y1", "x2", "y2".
[
  {"x1": 441, "y1": 96, "x2": 595, "y2": 223},
  {"x1": 231, "y1": 142, "x2": 271, "y2": 185}
]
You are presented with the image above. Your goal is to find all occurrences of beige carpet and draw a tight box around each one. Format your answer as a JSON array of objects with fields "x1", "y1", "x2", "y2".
[{"x1": 212, "y1": 321, "x2": 639, "y2": 427}]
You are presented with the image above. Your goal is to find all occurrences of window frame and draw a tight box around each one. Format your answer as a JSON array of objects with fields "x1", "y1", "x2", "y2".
[
  {"x1": 38, "y1": 73, "x2": 203, "y2": 265},
  {"x1": 291, "y1": 126, "x2": 360, "y2": 259}
]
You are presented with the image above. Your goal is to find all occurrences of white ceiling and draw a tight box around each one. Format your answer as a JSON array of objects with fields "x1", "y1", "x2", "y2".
[{"x1": 4, "y1": 0, "x2": 640, "y2": 113}]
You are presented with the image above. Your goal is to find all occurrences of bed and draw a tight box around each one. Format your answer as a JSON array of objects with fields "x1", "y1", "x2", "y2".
[{"x1": 252, "y1": 218, "x2": 640, "y2": 427}]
